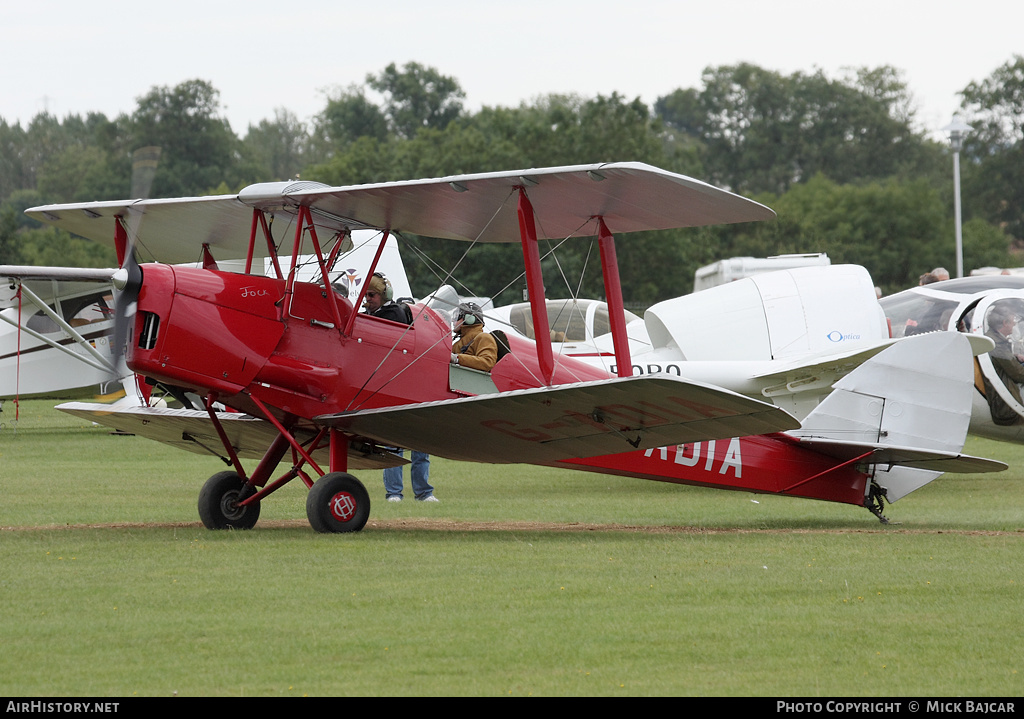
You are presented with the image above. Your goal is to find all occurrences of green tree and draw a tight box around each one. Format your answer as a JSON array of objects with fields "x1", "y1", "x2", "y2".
[
  {"x1": 958, "y1": 55, "x2": 1024, "y2": 241},
  {"x1": 962, "y1": 217, "x2": 1014, "y2": 272},
  {"x1": 2, "y1": 111, "x2": 136, "y2": 204},
  {"x1": 36, "y1": 144, "x2": 128, "y2": 202},
  {"x1": 15, "y1": 225, "x2": 117, "y2": 268},
  {"x1": 0, "y1": 207, "x2": 22, "y2": 264},
  {"x1": 366, "y1": 62, "x2": 465, "y2": 139},
  {"x1": 381, "y1": 93, "x2": 694, "y2": 304},
  {"x1": 311, "y1": 85, "x2": 388, "y2": 156},
  {"x1": 656, "y1": 64, "x2": 935, "y2": 195},
  {"x1": 718, "y1": 175, "x2": 1010, "y2": 293},
  {"x1": 0, "y1": 120, "x2": 28, "y2": 205},
  {"x1": 305, "y1": 135, "x2": 398, "y2": 186},
  {"x1": 130, "y1": 79, "x2": 252, "y2": 197},
  {"x1": 243, "y1": 108, "x2": 309, "y2": 181}
]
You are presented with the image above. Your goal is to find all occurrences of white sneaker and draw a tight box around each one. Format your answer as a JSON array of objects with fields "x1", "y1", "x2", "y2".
[
  {"x1": 387, "y1": 496, "x2": 403, "y2": 503},
  {"x1": 417, "y1": 495, "x2": 440, "y2": 503}
]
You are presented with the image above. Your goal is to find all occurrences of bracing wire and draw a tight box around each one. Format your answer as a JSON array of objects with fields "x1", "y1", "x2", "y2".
[{"x1": 343, "y1": 188, "x2": 516, "y2": 412}]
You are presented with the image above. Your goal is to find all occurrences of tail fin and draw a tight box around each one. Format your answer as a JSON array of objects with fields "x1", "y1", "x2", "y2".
[{"x1": 792, "y1": 332, "x2": 1004, "y2": 503}]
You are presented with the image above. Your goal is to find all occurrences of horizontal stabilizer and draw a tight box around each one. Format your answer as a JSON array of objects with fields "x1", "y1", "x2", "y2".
[
  {"x1": 56, "y1": 402, "x2": 406, "y2": 470},
  {"x1": 793, "y1": 437, "x2": 1006, "y2": 474},
  {"x1": 317, "y1": 374, "x2": 800, "y2": 464}
]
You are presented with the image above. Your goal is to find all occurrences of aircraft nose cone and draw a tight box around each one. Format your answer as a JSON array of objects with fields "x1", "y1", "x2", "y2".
[{"x1": 111, "y1": 267, "x2": 129, "y2": 291}]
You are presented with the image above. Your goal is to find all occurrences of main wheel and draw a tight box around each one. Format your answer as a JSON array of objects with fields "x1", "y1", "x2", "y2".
[
  {"x1": 198, "y1": 470, "x2": 261, "y2": 530},
  {"x1": 306, "y1": 472, "x2": 371, "y2": 533}
]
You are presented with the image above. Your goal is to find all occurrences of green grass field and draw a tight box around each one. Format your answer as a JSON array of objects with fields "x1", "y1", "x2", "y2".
[{"x1": 0, "y1": 399, "x2": 1021, "y2": 697}]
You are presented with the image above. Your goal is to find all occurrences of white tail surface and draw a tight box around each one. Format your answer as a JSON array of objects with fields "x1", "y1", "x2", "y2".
[{"x1": 794, "y1": 332, "x2": 978, "y2": 502}]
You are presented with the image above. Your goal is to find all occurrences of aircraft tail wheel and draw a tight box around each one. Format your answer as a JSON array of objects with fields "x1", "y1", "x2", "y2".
[
  {"x1": 198, "y1": 470, "x2": 261, "y2": 530},
  {"x1": 306, "y1": 472, "x2": 370, "y2": 533}
]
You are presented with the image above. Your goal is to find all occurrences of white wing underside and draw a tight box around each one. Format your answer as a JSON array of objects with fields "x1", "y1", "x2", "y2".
[
  {"x1": 317, "y1": 375, "x2": 800, "y2": 464},
  {"x1": 56, "y1": 401, "x2": 406, "y2": 470},
  {"x1": 24, "y1": 163, "x2": 774, "y2": 265}
]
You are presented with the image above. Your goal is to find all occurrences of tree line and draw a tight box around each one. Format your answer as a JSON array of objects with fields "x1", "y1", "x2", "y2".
[{"x1": 2, "y1": 58, "x2": 1022, "y2": 304}]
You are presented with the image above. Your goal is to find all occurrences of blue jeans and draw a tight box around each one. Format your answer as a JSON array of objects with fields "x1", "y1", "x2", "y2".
[{"x1": 383, "y1": 451, "x2": 433, "y2": 499}]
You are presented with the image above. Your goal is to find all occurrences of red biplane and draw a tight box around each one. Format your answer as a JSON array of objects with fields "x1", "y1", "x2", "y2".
[{"x1": 3, "y1": 163, "x2": 1003, "y2": 531}]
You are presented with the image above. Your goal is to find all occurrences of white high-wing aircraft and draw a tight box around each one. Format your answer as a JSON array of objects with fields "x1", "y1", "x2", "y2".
[
  {"x1": 0, "y1": 231, "x2": 412, "y2": 403},
  {"x1": 0, "y1": 277, "x2": 122, "y2": 399}
]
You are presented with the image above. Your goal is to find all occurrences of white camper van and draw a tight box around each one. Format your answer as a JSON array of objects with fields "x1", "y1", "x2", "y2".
[{"x1": 693, "y1": 253, "x2": 830, "y2": 292}]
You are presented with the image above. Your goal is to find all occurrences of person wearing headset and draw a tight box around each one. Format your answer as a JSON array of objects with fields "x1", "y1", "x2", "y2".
[
  {"x1": 362, "y1": 272, "x2": 409, "y2": 324},
  {"x1": 451, "y1": 301, "x2": 498, "y2": 372}
]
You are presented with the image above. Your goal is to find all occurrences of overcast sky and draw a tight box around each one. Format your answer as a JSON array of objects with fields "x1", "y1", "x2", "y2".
[{"x1": 4, "y1": 0, "x2": 1021, "y2": 143}]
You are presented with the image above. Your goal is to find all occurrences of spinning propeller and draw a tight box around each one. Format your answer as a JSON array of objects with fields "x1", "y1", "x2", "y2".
[
  {"x1": 110, "y1": 146, "x2": 160, "y2": 364},
  {"x1": 111, "y1": 249, "x2": 142, "y2": 358}
]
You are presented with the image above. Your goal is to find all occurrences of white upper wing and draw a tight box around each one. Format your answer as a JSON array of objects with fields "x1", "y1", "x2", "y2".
[{"x1": 25, "y1": 163, "x2": 774, "y2": 264}]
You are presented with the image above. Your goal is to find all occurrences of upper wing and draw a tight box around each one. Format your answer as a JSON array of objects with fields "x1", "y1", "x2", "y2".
[
  {"x1": 56, "y1": 401, "x2": 406, "y2": 471},
  {"x1": 25, "y1": 163, "x2": 774, "y2": 264},
  {"x1": 316, "y1": 374, "x2": 799, "y2": 464},
  {"x1": 274, "y1": 162, "x2": 775, "y2": 244},
  {"x1": 24, "y1": 194, "x2": 262, "y2": 266}
]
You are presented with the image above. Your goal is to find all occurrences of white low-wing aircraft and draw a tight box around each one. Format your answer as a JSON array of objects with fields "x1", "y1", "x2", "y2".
[
  {"x1": 0, "y1": 163, "x2": 1004, "y2": 531},
  {"x1": 879, "y1": 275, "x2": 1024, "y2": 443}
]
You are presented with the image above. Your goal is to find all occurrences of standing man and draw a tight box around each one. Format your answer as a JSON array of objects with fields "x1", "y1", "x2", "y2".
[{"x1": 384, "y1": 450, "x2": 436, "y2": 503}]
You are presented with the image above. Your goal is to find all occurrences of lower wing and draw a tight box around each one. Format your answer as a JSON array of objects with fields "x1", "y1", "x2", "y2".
[
  {"x1": 317, "y1": 375, "x2": 800, "y2": 463},
  {"x1": 56, "y1": 401, "x2": 406, "y2": 470}
]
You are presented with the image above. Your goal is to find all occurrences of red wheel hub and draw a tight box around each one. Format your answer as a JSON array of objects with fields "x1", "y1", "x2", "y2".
[{"x1": 328, "y1": 491, "x2": 358, "y2": 522}]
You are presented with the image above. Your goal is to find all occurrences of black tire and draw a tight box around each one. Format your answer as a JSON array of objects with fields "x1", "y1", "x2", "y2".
[
  {"x1": 306, "y1": 472, "x2": 371, "y2": 533},
  {"x1": 198, "y1": 470, "x2": 260, "y2": 530}
]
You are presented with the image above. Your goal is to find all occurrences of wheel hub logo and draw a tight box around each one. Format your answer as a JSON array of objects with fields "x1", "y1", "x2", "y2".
[{"x1": 329, "y1": 492, "x2": 357, "y2": 522}]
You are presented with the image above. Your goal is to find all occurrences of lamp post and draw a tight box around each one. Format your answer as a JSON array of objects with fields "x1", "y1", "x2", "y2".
[{"x1": 942, "y1": 116, "x2": 972, "y2": 278}]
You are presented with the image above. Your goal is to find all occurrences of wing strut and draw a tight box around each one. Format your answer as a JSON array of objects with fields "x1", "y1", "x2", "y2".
[
  {"x1": 344, "y1": 230, "x2": 390, "y2": 336},
  {"x1": 597, "y1": 218, "x2": 633, "y2": 378},
  {"x1": 203, "y1": 393, "x2": 248, "y2": 479},
  {"x1": 244, "y1": 209, "x2": 284, "y2": 279},
  {"x1": 517, "y1": 188, "x2": 554, "y2": 385},
  {"x1": 300, "y1": 205, "x2": 345, "y2": 333},
  {"x1": 249, "y1": 394, "x2": 326, "y2": 477}
]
